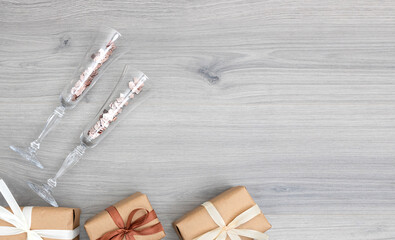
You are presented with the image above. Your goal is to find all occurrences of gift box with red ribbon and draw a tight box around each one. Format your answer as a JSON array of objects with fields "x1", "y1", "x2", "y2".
[{"x1": 84, "y1": 192, "x2": 165, "y2": 240}]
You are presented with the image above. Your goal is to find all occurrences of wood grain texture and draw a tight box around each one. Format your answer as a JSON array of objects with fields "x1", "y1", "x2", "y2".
[{"x1": 0, "y1": 0, "x2": 395, "y2": 239}]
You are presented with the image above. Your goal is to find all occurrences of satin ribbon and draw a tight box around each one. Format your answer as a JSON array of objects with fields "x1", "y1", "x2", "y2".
[
  {"x1": 97, "y1": 206, "x2": 164, "y2": 240},
  {"x1": 194, "y1": 201, "x2": 269, "y2": 240},
  {"x1": 0, "y1": 179, "x2": 79, "y2": 240}
]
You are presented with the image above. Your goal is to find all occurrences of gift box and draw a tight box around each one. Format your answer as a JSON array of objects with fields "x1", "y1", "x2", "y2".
[
  {"x1": 0, "y1": 207, "x2": 81, "y2": 240},
  {"x1": 173, "y1": 186, "x2": 271, "y2": 240},
  {"x1": 84, "y1": 192, "x2": 165, "y2": 240},
  {"x1": 0, "y1": 179, "x2": 80, "y2": 240}
]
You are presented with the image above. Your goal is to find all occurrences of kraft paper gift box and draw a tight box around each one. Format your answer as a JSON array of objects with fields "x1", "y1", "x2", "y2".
[
  {"x1": 0, "y1": 179, "x2": 80, "y2": 240},
  {"x1": 84, "y1": 192, "x2": 165, "y2": 240},
  {"x1": 173, "y1": 186, "x2": 271, "y2": 240},
  {"x1": 0, "y1": 207, "x2": 81, "y2": 240}
]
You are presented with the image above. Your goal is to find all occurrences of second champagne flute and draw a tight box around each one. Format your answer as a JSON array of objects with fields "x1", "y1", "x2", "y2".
[
  {"x1": 10, "y1": 26, "x2": 126, "y2": 169},
  {"x1": 28, "y1": 65, "x2": 151, "y2": 207}
]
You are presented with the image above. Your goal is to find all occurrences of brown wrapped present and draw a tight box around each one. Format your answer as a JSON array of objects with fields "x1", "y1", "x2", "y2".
[
  {"x1": 0, "y1": 179, "x2": 80, "y2": 240},
  {"x1": 173, "y1": 186, "x2": 271, "y2": 240},
  {"x1": 84, "y1": 192, "x2": 165, "y2": 240}
]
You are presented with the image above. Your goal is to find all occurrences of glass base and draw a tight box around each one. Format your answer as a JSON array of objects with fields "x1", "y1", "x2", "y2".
[
  {"x1": 9, "y1": 145, "x2": 44, "y2": 169},
  {"x1": 28, "y1": 181, "x2": 58, "y2": 207}
]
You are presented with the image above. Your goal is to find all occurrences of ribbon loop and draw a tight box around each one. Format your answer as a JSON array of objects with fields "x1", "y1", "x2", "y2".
[
  {"x1": 97, "y1": 206, "x2": 164, "y2": 240},
  {"x1": 194, "y1": 201, "x2": 269, "y2": 240},
  {"x1": 0, "y1": 179, "x2": 79, "y2": 240}
]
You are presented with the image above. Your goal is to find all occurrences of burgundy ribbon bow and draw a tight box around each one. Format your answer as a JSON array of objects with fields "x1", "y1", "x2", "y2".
[{"x1": 97, "y1": 206, "x2": 164, "y2": 240}]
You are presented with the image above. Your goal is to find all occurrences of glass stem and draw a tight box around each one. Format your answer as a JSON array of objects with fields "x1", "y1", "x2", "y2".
[
  {"x1": 47, "y1": 143, "x2": 87, "y2": 188},
  {"x1": 30, "y1": 105, "x2": 66, "y2": 151}
]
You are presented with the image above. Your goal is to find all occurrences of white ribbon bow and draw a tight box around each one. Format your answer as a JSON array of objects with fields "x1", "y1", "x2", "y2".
[
  {"x1": 0, "y1": 179, "x2": 79, "y2": 240},
  {"x1": 194, "y1": 201, "x2": 269, "y2": 240}
]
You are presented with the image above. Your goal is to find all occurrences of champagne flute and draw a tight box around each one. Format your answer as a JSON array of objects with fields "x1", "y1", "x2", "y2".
[
  {"x1": 10, "y1": 26, "x2": 126, "y2": 169},
  {"x1": 28, "y1": 65, "x2": 150, "y2": 207}
]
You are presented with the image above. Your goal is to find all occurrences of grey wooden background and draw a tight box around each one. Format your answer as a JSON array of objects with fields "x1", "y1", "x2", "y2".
[{"x1": 1, "y1": 0, "x2": 395, "y2": 239}]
